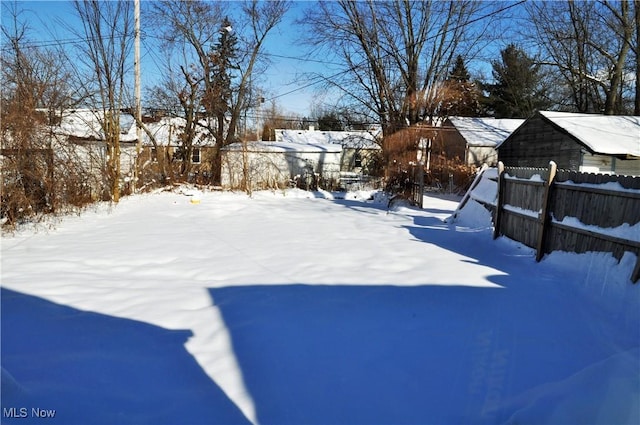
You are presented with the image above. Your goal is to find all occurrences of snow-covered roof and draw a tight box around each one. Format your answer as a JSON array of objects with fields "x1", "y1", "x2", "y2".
[
  {"x1": 538, "y1": 111, "x2": 640, "y2": 157},
  {"x1": 448, "y1": 117, "x2": 524, "y2": 147},
  {"x1": 276, "y1": 129, "x2": 380, "y2": 150},
  {"x1": 140, "y1": 117, "x2": 216, "y2": 147},
  {"x1": 223, "y1": 140, "x2": 342, "y2": 153},
  {"x1": 55, "y1": 109, "x2": 137, "y2": 142},
  {"x1": 54, "y1": 111, "x2": 218, "y2": 147}
]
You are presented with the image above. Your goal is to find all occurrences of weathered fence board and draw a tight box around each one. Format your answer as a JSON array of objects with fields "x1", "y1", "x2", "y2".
[{"x1": 493, "y1": 161, "x2": 640, "y2": 283}]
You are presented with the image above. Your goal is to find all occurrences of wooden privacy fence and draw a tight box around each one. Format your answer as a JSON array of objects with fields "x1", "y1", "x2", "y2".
[{"x1": 492, "y1": 161, "x2": 640, "y2": 283}]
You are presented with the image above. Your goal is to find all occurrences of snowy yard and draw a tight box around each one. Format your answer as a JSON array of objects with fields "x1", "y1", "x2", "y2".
[{"x1": 1, "y1": 189, "x2": 639, "y2": 425}]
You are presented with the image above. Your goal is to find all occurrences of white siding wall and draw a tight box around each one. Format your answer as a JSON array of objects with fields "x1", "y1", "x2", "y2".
[
  {"x1": 614, "y1": 158, "x2": 640, "y2": 176},
  {"x1": 466, "y1": 146, "x2": 498, "y2": 167},
  {"x1": 580, "y1": 154, "x2": 614, "y2": 174},
  {"x1": 580, "y1": 153, "x2": 640, "y2": 176},
  {"x1": 222, "y1": 149, "x2": 342, "y2": 189}
]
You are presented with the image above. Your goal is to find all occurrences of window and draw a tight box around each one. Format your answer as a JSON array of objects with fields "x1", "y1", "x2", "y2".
[
  {"x1": 354, "y1": 152, "x2": 362, "y2": 168},
  {"x1": 192, "y1": 148, "x2": 201, "y2": 164}
]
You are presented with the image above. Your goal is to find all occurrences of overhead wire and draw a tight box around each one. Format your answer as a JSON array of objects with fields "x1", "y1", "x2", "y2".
[{"x1": 1, "y1": 0, "x2": 528, "y2": 107}]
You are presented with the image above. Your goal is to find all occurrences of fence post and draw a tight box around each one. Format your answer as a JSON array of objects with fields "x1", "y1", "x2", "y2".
[
  {"x1": 492, "y1": 161, "x2": 505, "y2": 240},
  {"x1": 416, "y1": 163, "x2": 424, "y2": 208},
  {"x1": 535, "y1": 161, "x2": 557, "y2": 262},
  {"x1": 632, "y1": 255, "x2": 640, "y2": 283}
]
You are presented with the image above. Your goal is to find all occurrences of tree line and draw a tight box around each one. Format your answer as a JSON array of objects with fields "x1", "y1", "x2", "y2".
[{"x1": 1, "y1": 0, "x2": 639, "y2": 226}]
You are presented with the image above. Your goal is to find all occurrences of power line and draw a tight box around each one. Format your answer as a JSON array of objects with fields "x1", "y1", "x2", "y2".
[
  {"x1": 3, "y1": 0, "x2": 528, "y2": 108},
  {"x1": 0, "y1": 34, "x2": 130, "y2": 51},
  {"x1": 265, "y1": 0, "x2": 529, "y2": 103}
]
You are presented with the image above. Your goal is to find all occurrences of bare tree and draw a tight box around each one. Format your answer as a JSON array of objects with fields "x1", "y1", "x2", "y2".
[
  {"x1": 259, "y1": 100, "x2": 303, "y2": 140},
  {"x1": 1, "y1": 3, "x2": 80, "y2": 225},
  {"x1": 302, "y1": 1, "x2": 508, "y2": 134},
  {"x1": 70, "y1": 0, "x2": 134, "y2": 202},
  {"x1": 302, "y1": 0, "x2": 510, "y2": 187},
  {"x1": 528, "y1": 0, "x2": 635, "y2": 114},
  {"x1": 148, "y1": 0, "x2": 290, "y2": 186}
]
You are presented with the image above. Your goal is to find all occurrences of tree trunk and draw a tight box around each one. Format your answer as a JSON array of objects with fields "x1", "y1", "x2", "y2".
[{"x1": 603, "y1": 1, "x2": 632, "y2": 115}]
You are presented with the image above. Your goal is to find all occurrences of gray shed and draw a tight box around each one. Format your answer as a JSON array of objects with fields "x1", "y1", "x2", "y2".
[{"x1": 497, "y1": 111, "x2": 640, "y2": 176}]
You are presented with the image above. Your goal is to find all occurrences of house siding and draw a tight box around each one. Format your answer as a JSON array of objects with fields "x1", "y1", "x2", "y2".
[
  {"x1": 580, "y1": 154, "x2": 614, "y2": 174},
  {"x1": 221, "y1": 147, "x2": 342, "y2": 190},
  {"x1": 466, "y1": 146, "x2": 498, "y2": 167},
  {"x1": 340, "y1": 148, "x2": 379, "y2": 174},
  {"x1": 613, "y1": 158, "x2": 640, "y2": 176},
  {"x1": 580, "y1": 154, "x2": 639, "y2": 176},
  {"x1": 434, "y1": 124, "x2": 467, "y2": 163}
]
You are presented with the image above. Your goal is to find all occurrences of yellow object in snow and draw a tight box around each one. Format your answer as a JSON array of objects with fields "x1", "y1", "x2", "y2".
[{"x1": 190, "y1": 199, "x2": 201, "y2": 204}]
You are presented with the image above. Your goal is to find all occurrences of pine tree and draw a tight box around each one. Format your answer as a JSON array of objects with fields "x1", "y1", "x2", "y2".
[
  {"x1": 440, "y1": 55, "x2": 482, "y2": 117},
  {"x1": 207, "y1": 17, "x2": 239, "y2": 127},
  {"x1": 487, "y1": 44, "x2": 549, "y2": 118},
  {"x1": 317, "y1": 112, "x2": 344, "y2": 131},
  {"x1": 448, "y1": 55, "x2": 471, "y2": 82}
]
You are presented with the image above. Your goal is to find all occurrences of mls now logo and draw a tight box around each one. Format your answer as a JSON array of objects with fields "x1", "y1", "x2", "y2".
[{"x1": 3, "y1": 407, "x2": 57, "y2": 418}]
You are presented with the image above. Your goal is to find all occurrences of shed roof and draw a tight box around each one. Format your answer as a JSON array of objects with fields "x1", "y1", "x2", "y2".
[
  {"x1": 223, "y1": 140, "x2": 342, "y2": 153},
  {"x1": 276, "y1": 129, "x2": 380, "y2": 150},
  {"x1": 55, "y1": 109, "x2": 137, "y2": 142},
  {"x1": 54, "y1": 111, "x2": 219, "y2": 147},
  {"x1": 537, "y1": 111, "x2": 640, "y2": 157},
  {"x1": 140, "y1": 117, "x2": 216, "y2": 147},
  {"x1": 447, "y1": 117, "x2": 524, "y2": 147}
]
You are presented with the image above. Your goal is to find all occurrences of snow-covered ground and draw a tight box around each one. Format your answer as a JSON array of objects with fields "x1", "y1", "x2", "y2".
[{"x1": 1, "y1": 188, "x2": 638, "y2": 425}]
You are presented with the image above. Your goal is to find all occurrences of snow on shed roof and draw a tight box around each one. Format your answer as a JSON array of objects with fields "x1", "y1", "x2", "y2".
[
  {"x1": 55, "y1": 109, "x2": 138, "y2": 142},
  {"x1": 140, "y1": 117, "x2": 216, "y2": 147},
  {"x1": 539, "y1": 111, "x2": 640, "y2": 157},
  {"x1": 223, "y1": 140, "x2": 342, "y2": 153},
  {"x1": 55, "y1": 111, "x2": 218, "y2": 147},
  {"x1": 448, "y1": 117, "x2": 524, "y2": 147},
  {"x1": 276, "y1": 129, "x2": 380, "y2": 149}
]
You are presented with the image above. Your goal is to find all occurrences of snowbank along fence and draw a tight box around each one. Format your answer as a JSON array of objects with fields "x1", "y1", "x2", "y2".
[{"x1": 488, "y1": 161, "x2": 640, "y2": 282}]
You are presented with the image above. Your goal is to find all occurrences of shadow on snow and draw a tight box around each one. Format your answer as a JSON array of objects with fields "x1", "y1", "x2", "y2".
[
  {"x1": 3, "y1": 195, "x2": 638, "y2": 425},
  {"x1": 1, "y1": 288, "x2": 250, "y2": 425},
  {"x1": 209, "y1": 282, "x2": 638, "y2": 425}
]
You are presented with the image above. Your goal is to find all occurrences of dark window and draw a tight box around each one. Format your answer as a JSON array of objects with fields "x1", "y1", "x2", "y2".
[
  {"x1": 354, "y1": 152, "x2": 362, "y2": 167},
  {"x1": 192, "y1": 148, "x2": 201, "y2": 164}
]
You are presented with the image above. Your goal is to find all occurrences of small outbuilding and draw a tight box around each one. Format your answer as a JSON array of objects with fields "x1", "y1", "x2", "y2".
[
  {"x1": 221, "y1": 140, "x2": 342, "y2": 190},
  {"x1": 438, "y1": 117, "x2": 524, "y2": 167},
  {"x1": 274, "y1": 129, "x2": 381, "y2": 175},
  {"x1": 496, "y1": 111, "x2": 640, "y2": 175}
]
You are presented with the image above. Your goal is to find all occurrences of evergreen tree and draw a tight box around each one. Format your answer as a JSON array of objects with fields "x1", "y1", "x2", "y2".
[
  {"x1": 207, "y1": 17, "x2": 239, "y2": 127},
  {"x1": 317, "y1": 112, "x2": 344, "y2": 131},
  {"x1": 487, "y1": 44, "x2": 549, "y2": 118},
  {"x1": 448, "y1": 55, "x2": 471, "y2": 82},
  {"x1": 440, "y1": 55, "x2": 482, "y2": 117}
]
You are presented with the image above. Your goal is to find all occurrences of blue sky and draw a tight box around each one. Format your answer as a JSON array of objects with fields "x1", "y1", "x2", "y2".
[
  {"x1": 3, "y1": 1, "x2": 527, "y2": 117},
  {"x1": 2, "y1": 0, "x2": 329, "y2": 116}
]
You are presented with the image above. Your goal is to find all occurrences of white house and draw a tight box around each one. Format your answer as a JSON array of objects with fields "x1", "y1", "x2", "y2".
[
  {"x1": 137, "y1": 116, "x2": 219, "y2": 182},
  {"x1": 52, "y1": 109, "x2": 139, "y2": 196}
]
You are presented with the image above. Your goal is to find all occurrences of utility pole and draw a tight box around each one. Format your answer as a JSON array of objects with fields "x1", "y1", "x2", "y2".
[{"x1": 134, "y1": 0, "x2": 142, "y2": 192}]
